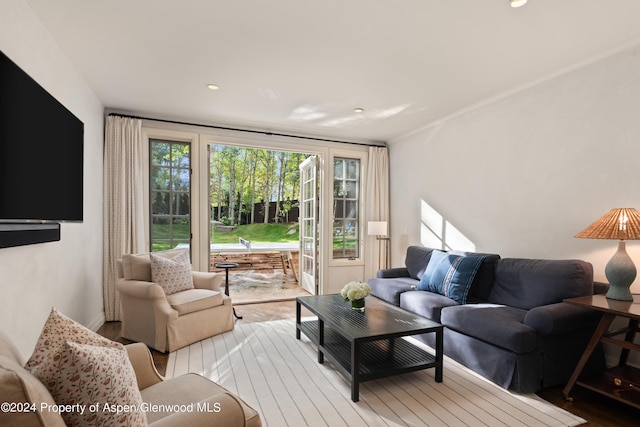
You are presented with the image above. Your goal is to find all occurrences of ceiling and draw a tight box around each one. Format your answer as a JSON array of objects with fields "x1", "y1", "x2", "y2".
[{"x1": 25, "y1": 0, "x2": 640, "y2": 144}]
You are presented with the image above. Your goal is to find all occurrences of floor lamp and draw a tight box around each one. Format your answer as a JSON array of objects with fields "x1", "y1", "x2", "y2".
[{"x1": 368, "y1": 221, "x2": 390, "y2": 270}]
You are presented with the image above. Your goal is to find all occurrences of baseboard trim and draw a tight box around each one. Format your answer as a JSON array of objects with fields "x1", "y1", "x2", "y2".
[{"x1": 88, "y1": 313, "x2": 106, "y2": 332}]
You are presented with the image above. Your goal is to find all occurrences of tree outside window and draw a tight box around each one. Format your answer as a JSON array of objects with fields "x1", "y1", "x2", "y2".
[
  {"x1": 333, "y1": 157, "x2": 359, "y2": 259},
  {"x1": 150, "y1": 139, "x2": 191, "y2": 252}
]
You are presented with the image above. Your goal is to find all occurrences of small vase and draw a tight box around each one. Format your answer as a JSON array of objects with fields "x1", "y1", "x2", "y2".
[{"x1": 351, "y1": 298, "x2": 365, "y2": 312}]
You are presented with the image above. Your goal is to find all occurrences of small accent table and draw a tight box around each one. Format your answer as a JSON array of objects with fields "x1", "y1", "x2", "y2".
[
  {"x1": 215, "y1": 262, "x2": 242, "y2": 319},
  {"x1": 296, "y1": 294, "x2": 443, "y2": 402},
  {"x1": 562, "y1": 294, "x2": 640, "y2": 409}
]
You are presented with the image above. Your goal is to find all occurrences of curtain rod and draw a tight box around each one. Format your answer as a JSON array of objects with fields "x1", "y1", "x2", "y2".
[{"x1": 107, "y1": 113, "x2": 385, "y2": 147}]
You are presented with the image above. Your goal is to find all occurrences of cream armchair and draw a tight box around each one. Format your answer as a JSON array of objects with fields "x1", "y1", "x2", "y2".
[
  {"x1": 0, "y1": 329, "x2": 261, "y2": 426},
  {"x1": 126, "y1": 342, "x2": 261, "y2": 426},
  {"x1": 116, "y1": 249, "x2": 234, "y2": 352}
]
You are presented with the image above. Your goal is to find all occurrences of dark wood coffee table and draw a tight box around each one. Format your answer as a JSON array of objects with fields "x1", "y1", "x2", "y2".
[{"x1": 296, "y1": 294, "x2": 443, "y2": 402}]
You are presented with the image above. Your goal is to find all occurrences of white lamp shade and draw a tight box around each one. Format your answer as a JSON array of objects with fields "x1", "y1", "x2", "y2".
[{"x1": 368, "y1": 221, "x2": 388, "y2": 236}]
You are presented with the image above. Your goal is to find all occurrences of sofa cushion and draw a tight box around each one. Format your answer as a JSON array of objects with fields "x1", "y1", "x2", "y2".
[
  {"x1": 418, "y1": 250, "x2": 486, "y2": 304},
  {"x1": 121, "y1": 248, "x2": 186, "y2": 281},
  {"x1": 441, "y1": 304, "x2": 536, "y2": 354},
  {"x1": 150, "y1": 250, "x2": 194, "y2": 295},
  {"x1": 405, "y1": 246, "x2": 436, "y2": 280},
  {"x1": 368, "y1": 277, "x2": 418, "y2": 305},
  {"x1": 166, "y1": 289, "x2": 224, "y2": 315},
  {"x1": 450, "y1": 250, "x2": 500, "y2": 302},
  {"x1": 489, "y1": 258, "x2": 594, "y2": 310},
  {"x1": 0, "y1": 334, "x2": 66, "y2": 426},
  {"x1": 399, "y1": 290, "x2": 459, "y2": 323}
]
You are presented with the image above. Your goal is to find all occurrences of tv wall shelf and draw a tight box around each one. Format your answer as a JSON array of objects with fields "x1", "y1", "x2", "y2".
[{"x1": 0, "y1": 223, "x2": 61, "y2": 248}]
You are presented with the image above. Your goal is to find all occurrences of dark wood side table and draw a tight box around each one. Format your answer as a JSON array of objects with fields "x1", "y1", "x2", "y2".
[
  {"x1": 562, "y1": 294, "x2": 640, "y2": 409},
  {"x1": 215, "y1": 262, "x2": 242, "y2": 319}
]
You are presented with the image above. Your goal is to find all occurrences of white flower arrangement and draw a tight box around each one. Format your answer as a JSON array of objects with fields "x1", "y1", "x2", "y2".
[{"x1": 341, "y1": 281, "x2": 371, "y2": 302}]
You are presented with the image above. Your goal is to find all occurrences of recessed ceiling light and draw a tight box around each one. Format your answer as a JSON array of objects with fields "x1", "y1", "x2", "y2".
[
  {"x1": 509, "y1": 0, "x2": 527, "y2": 7},
  {"x1": 207, "y1": 84, "x2": 220, "y2": 90},
  {"x1": 354, "y1": 108, "x2": 364, "y2": 113}
]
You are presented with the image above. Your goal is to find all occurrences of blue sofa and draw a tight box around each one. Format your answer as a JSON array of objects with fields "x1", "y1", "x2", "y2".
[{"x1": 367, "y1": 246, "x2": 606, "y2": 393}]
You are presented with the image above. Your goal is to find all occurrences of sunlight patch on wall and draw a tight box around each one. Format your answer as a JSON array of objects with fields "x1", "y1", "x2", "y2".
[{"x1": 421, "y1": 199, "x2": 475, "y2": 251}]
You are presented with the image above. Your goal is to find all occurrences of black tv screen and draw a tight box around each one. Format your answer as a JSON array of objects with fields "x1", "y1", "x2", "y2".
[{"x1": 0, "y1": 51, "x2": 83, "y2": 222}]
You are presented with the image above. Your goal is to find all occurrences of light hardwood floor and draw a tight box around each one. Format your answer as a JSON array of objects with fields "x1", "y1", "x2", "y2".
[{"x1": 98, "y1": 300, "x2": 640, "y2": 427}]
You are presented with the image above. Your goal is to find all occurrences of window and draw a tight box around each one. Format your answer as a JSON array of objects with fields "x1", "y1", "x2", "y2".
[
  {"x1": 332, "y1": 157, "x2": 360, "y2": 259},
  {"x1": 150, "y1": 139, "x2": 191, "y2": 252}
]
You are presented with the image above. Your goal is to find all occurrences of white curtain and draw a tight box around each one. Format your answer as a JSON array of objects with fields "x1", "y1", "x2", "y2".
[
  {"x1": 103, "y1": 116, "x2": 146, "y2": 321},
  {"x1": 365, "y1": 146, "x2": 390, "y2": 279}
]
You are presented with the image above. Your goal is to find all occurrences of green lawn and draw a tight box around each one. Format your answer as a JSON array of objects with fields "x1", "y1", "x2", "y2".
[
  {"x1": 211, "y1": 223, "x2": 299, "y2": 243},
  {"x1": 151, "y1": 222, "x2": 299, "y2": 251},
  {"x1": 152, "y1": 222, "x2": 352, "y2": 253}
]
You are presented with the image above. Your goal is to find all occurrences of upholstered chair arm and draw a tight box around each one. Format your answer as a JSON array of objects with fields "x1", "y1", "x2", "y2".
[
  {"x1": 524, "y1": 302, "x2": 602, "y2": 336},
  {"x1": 116, "y1": 278, "x2": 167, "y2": 300},
  {"x1": 148, "y1": 394, "x2": 247, "y2": 427},
  {"x1": 593, "y1": 281, "x2": 609, "y2": 295},
  {"x1": 116, "y1": 278, "x2": 177, "y2": 352},
  {"x1": 192, "y1": 271, "x2": 224, "y2": 292},
  {"x1": 125, "y1": 343, "x2": 163, "y2": 389}
]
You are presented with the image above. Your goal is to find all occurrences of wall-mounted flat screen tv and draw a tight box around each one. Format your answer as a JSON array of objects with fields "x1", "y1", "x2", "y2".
[{"x1": 0, "y1": 50, "x2": 83, "y2": 222}]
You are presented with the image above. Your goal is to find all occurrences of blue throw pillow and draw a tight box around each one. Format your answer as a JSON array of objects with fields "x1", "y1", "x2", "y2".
[{"x1": 418, "y1": 250, "x2": 486, "y2": 304}]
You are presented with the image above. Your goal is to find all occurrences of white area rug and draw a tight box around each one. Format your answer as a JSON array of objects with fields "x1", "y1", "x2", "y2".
[{"x1": 166, "y1": 319, "x2": 585, "y2": 427}]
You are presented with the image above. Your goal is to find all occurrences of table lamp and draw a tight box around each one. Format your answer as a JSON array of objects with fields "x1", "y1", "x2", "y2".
[
  {"x1": 575, "y1": 208, "x2": 640, "y2": 301},
  {"x1": 368, "y1": 221, "x2": 390, "y2": 269}
]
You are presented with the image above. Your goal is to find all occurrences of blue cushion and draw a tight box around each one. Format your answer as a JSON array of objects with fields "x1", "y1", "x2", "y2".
[
  {"x1": 450, "y1": 250, "x2": 500, "y2": 302},
  {"x1": 400, "y1": 290, "x2": 459, "y2": 323},
  {"x1": 489, "y1": 258, "x2": 593, "y2": 310},
  {"x1": 405, "y1": 246, "x2": 436, "y2": 280},
  {"x1": 368, "y1": 277, "x2": 418, "y2": 305},
  {"x1": 441, "y1": 304, "x2": 535, "y2": 353},
  {"x1": 418, "y1": 250, "x2": 486, "y2": 304}
]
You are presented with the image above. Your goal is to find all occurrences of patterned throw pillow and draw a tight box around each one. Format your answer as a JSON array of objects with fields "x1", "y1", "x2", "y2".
[
  {"x1": 150, "y1": 250, "x2": 194, "y2": 295},
  {"x1": 36, "y1": 341, "x2": 146, "y2": 427},
  {"x1": 418, "y1": 250, "x2": 486, "y2": 304},
  {"x1": 24, "y1": 309, "x2": 146, "y2": 427},
  {"x1": 25, "y1": 308, "x2": 119, "y2": 371}
]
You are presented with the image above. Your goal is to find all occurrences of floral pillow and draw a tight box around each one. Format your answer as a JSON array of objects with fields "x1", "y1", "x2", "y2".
[
  {"x1": 149, "y1": 250, "x2": 194, "y2": 295},
  {"x1": 35, "y1": 341, "x2": 146, "y2": 427},
  {"x1": 24, "y1": 309, "x2": 146, "y2": 427},
  {"x1": 25, "y1": 308, "x2": 119, "y2": 371}
]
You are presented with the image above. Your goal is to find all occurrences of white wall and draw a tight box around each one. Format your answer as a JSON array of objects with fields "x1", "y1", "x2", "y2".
[
  {"x1": 389, "y1": 43, "x2": 640, "y2": 367},
  {"x1": 389, "y1": 43, "x2": 640, "y2": 294},
  {"x1": 0, "y1": 0, "x2": 104, "y2": 357}
]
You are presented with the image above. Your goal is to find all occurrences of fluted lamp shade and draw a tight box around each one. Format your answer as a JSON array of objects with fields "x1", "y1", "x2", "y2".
[{"x1": 575, "y1": 208, "x2": 640, "y2": 301}]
